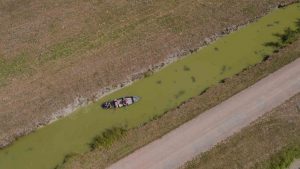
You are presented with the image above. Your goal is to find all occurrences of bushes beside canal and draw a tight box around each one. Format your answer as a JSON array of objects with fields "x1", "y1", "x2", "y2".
[
  {"x1": 89, "y1": 127, "x2": 127, "y2": 150},
  {"x1": 266, "y1": 145, "x2": 300, "y2": 169}
]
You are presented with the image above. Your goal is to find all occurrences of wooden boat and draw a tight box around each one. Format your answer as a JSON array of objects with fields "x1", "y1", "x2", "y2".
[{"x1": 101, "y1": 96, "x2": 140, "y2": 109}]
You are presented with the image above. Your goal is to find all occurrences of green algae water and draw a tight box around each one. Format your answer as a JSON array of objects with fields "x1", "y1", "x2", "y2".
[{"x1": 1, "y1": 4, "x2": 300, "y2": 169}]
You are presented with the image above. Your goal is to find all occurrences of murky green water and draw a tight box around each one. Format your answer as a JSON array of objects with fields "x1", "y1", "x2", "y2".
[{"x1": 0, "y1": 4, "x2": 299, "y2": 169}]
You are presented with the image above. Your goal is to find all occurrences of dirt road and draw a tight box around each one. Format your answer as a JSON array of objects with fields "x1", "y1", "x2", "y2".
[{"x1": 107, "y1": 58, "x2": 300, "y2": 169}]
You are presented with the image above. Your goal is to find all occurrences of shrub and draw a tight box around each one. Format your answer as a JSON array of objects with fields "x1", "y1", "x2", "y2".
[
  {"x1": 89, "y1": 127, "x2": 127, "y2": 150},
  {"x1": 263, "y1": 55, "x2": 270, "y2": 62},
  {"x1": 156, "y1": 80, "x2": 162, "y2": 84},
  {"x1": 266, "y1": 145, "x2": 300, "y2": 169},
  {"x1": 219, "y1": 79, "x2": 226, "y2": 83},
  {"x1": 183, "y1": 65, "x2": 191, "y2": 71},
  {"x1": 53, "y1": 153, "x2": 78, "y2": 169},
  {"x1": 191, "y1": 76, "x2": 196, "y2": 83},
  {"x1": 144, "y1": 70, "x2": 154, "y2": 78}
]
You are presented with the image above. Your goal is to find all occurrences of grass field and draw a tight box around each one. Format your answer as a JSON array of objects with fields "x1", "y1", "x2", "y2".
[
  {"x1": 59, "y1": 31, "x2": 300, "y2": 169},
  {"x1": 0, "y1": 0, "x2": 297, "y2": 149},
  {"x1": 0, "y1": 4, "x2": 299, "y2": 169}
]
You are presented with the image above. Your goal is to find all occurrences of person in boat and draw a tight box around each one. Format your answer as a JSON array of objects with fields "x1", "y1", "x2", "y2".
[
  {"x1": 122, "y1": 98, "x2": 128, "y2": 106},
  {"x1": 105, "y1": 102, "x2": 111, "y2": 109},
  {"x1": 114, "y1": 99, "x2": 119, "y2": 108},
  {"x1": 101, "y1": 96, "x2": 140, "y2": 109},
  {"x1": 102, "y1": 102, "x2": 112, "y2": 109}
]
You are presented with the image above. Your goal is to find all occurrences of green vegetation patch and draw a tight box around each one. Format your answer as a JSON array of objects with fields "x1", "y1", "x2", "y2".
[
  {"x1": 0, "y1": 52, "x2": 31, "y2": 86},
  {"x1": 191, "y1": 76, "x2": 196, "y2": 83},
  {"x1": 38, "y1": 36, "x2": 90, "y2": 64},
  {"x1": 0, "y1": 36, "x2": 91, "y2": 86},
  {"x1": 183, "y1": 65, "x2": 191, "y2": 71},
  {"x1": 89, "y1": 127, "x2": 127, "y2": 150},
  {"x1": 266, "y1": 145, "x2": 300, "y2": 169},
  {"x1": 143, "y1": 70, "x2": 154, "y2": 78},
  {"x1": 54, "y1": 153, "x2": 78, "y2": 169},
  {"x1": 156, "y1": 80, "x2": 162, "y2": 84}
]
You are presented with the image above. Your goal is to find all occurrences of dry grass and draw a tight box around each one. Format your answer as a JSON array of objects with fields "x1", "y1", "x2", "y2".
[{"x1": 59, "y1": 32, "x2": 300, "y2": 169}]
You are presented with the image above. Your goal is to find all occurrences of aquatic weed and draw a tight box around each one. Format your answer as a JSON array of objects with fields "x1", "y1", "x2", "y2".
[{"x1": 183, "y1": 65, "x2": 191, "y2": 71}]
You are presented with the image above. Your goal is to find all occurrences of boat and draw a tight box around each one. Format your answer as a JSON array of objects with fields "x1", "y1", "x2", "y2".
[{"x1": 101, "y1": 96, "x2": 140, "y2": 109}]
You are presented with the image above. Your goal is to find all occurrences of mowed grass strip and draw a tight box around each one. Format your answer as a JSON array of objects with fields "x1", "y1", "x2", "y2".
[{"x1": 59, "y1": 29, "x2": 300, "y2": 169}]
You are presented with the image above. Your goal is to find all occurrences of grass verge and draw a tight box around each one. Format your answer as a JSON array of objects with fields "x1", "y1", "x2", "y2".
[{"x1": 266, "y1": 146, "x2": 300, "y2": 169}]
